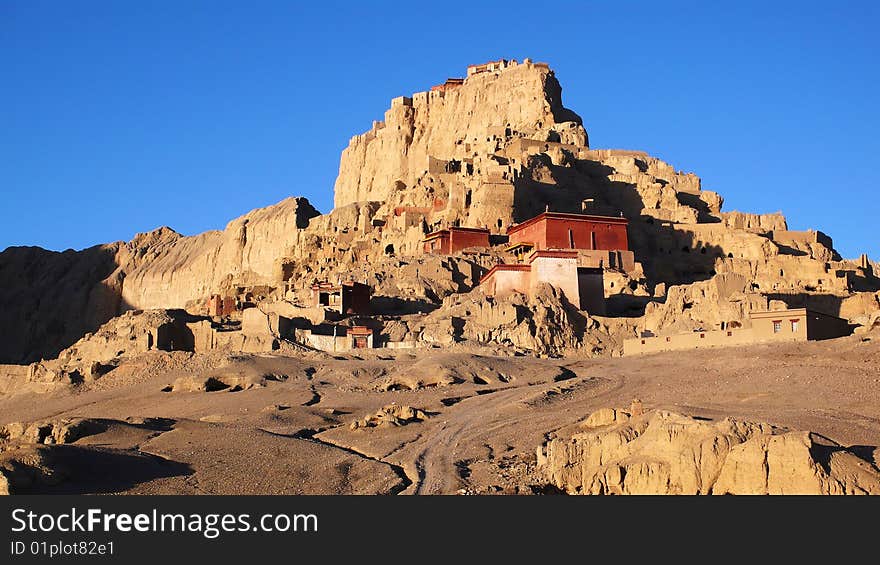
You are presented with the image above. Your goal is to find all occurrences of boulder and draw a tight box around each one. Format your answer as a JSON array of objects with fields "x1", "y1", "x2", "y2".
[{"x1": 350, "y1": 404, "x2": 429, "y2": 430}]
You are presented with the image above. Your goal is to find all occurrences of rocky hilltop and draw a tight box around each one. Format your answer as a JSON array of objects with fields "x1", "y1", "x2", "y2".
[
  {"x1": 334, "y1": 60, "x2": 585, "y2": 208},
  {"x1": 2, "y1": 58, "x2": 879, "y2": 498},
  {"x1": 1, "y1": 58, "x2": 878, "y2": 365}
]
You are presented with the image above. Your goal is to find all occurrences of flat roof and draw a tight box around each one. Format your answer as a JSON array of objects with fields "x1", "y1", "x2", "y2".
[
  {"x1": 448, "y1": 226, "x2": 490, "y2": 234},
  {"x1": 479, "y1": 263, "x2": 531, "y2": 284},
  {"x1": 505, "y1": 241, "x2": 534, "y2": 252},
  {"x1": 423, "y1": 230, "x2": 449, "y2": 242},
  {"x1": 528, "y1": 249, "x2": 579, "y2": 262},
  {"x1": 749, "y1": 308, "x2": 846, "y2": 321},
  {"x1": 468, "y1": 59, "x2": 508, "y2": 69},
  {"x1": 507, "y1": 212, "x2": 628, "y2": 235},
  {"x1": 423, "y1": 226, "x2": 490, "y2": 241}
]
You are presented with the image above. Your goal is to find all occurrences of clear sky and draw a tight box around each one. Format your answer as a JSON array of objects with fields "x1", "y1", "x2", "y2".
[{"x1": 1, "y1": 1, "x2": 877, "y2": 259}]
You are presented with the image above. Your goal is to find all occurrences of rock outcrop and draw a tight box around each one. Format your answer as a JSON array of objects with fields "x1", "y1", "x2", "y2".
[
  {"x1": 334, "y1": 60, "x2": 586, "y2": 208},
  {"x1": 0, "y1": 418, "x2": 106, "y2": 446},
  {"x1": 350, "y1": 404, "x2": 429, "y2": 430},
  {"x1": 1, "y1": 58, "x2": 878, "y2": 364},
  {"x1": 15, "y1": 309, "x2": 199, "y2": 392},
  {"x1": 0, "y1": 417, "x2": 117, "y2": 494},
  {"x1": 0, "y1": 198, "x2": 319, "y2": 363},
  {"x1": 0, "y1": 444, "x2": 65, "y2": 495},
  {"x1": 120, "y1": 197, "x2": 320, "y2": 310},
  {"x1": 413, "y1": 284, "x2": 603, "y2": 355},
  {"x1": 641, "y1": 273, "x2": 769, "y2": 336},
  {"x1": 538, "y1": 408, "x2": 880, "y2": 495}
]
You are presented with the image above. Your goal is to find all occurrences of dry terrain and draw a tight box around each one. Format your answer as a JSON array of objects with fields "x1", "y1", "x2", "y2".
[
  {"x1": 2, "y1": 59, "x2": 878, "y2": 495},
  {"x1": 2, "y1": 333, "x2": 877, "y2": 495}
]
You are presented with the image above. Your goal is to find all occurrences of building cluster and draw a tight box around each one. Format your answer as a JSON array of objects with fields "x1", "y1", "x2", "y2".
[
  {"x1": 287, "y1": 281, "x2": 375, "y2": 352},
  {"x1": 418, "y1": 206, "x2": 853, "y2": 353},
  {"x1": 419, "y1": 211, "x2": 635, "y2": 315},
  {"x1": 430, "y1": 58, "x2": 550, "y2": 93},
  {"x1": 480, "y1": 212, "x2": 633, "y2": 313},
  {"x1": 283, "y1": 207, "x2": 636, "y2": 352},
  {"x1": 190, "y1": 60, "x2": 859, "y2": 356}
]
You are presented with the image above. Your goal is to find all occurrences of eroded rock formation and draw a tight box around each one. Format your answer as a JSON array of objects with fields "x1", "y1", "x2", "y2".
[
  {"x1": 1, "y1": 58, "x2": 878, "y2": 364},
  {"x1": 350, "y1": 404, "x2": 429, "y2": 430},
  {"x1": 538, "y1": 408, "x2": 880, "y2": 495}
]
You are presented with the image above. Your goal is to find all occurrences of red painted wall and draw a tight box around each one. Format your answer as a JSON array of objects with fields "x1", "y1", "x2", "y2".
[
  {"x1": 509, "y1": 217, "x2": 628, "y2": 251},
  {"x1": 449, "y1": 229, "x2": 490, "y2": 252},
  {"x1": 341, "y1": 283, "x2": 371, "y2": 315},
  {"x1": 423, "y1": 234, "x2": 452, "y2": 254},
  {"x1": 508, "y1": 221, "x2": 548, "y2": 249},
  {"x1": 424, "y1": 229, "x2": 488, "y2": 254},
  {"x1": 206, "y1": 295, "x2": 237, "y2": 317}
]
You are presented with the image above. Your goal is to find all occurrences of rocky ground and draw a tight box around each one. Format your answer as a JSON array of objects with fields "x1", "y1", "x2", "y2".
[{"x1": 2, "y1": 331, "x2": 878, "y2": 495}]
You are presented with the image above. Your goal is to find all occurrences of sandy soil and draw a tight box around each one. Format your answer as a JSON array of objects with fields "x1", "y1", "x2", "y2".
[{"x1": 1, "y1": 334, "x2": 878, "y2": 494}]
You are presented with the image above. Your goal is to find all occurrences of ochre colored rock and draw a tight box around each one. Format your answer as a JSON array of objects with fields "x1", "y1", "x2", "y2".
[
  {"x1": 0, "y1": 444, "x2": 66, "y2": 495},
  {"x1": 539, "y1": 408, "x2": 880, "y2": 495},
  {"x1": 0, "y1": 59, "x2": 878, "y2": 366},
  {"x1": 350, "y1": 404, "x2": 429, "y2": 430}
]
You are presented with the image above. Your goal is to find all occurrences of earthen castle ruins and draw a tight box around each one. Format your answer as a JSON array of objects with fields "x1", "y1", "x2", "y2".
[{"x1": 1, "y1": 58, "x2": 878, "y2": 386}]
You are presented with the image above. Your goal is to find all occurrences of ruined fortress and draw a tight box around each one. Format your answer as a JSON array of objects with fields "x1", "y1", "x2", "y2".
[{"x1": 1, "y1": 58, "x2": 878, "y2": 386}]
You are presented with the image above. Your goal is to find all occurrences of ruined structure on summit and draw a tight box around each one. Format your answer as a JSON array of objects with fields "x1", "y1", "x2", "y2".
[
  {"x1": 1, "y1": 58, "x2": 878, "y2": 364},
  {"x1": 467, "y1": 59, "x2": 514, "y2": 75},
  {"x1": 430, "y1": 78, "x2": 464, "y2": 92}
]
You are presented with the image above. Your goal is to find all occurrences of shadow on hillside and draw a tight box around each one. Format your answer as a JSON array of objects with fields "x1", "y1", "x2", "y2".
[
  {"x1": 763, "y1": 292, "x2": 857, "y2": 321},
  {"x1": 14, "y1": 445, "x2": 193, "y2": 495},
  {"x1": 371, "y1": 296, "x2": 439, "y2": 316},
  {"x1": 0, "y1": 241, "x2": 206, "y2": 365},
  {"x1": 764, "y1": 292, "x2": 841, "y2": 316},
  {"x1": 0, "y1": 245, "x2": 127, "y2": 364},
  {"x1": 605, "y1": 295, "x2": 654, "y2": 318},
  {"x1": 512, "y1": 156, "x2": 729, "y2": 289}
]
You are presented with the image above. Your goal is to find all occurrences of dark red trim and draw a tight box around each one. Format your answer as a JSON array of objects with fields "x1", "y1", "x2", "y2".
[
  {"x1": 479, "y1": 263, "x2": 531, "y2": 284},
  {"x1": 507, "y1": 212, "x2": 628, "y2": 235},
  {"x1": 528, "y1": 249, "x2": 579, "y2": 261}
]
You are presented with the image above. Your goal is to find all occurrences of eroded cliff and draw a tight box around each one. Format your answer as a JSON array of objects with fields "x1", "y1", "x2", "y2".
[{"x1": 1, "y1": 58, "x2": 878, "y2": 363}]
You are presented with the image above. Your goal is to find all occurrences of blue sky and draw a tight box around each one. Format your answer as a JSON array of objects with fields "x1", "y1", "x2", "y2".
[{"x1": 1, "y1": 1, "x2": 877, "y2": 259}]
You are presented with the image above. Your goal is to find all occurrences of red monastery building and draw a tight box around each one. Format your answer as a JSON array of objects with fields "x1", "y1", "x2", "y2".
[
  {"x1": 480, "y1": 250, "x2": 606, "y2": 314},
  {"x1": 422, "y1": 227, "x2": 490, "y2": 254},
  {"x1": 478, "y1": 211, "x2": 635, "y2": 314},
  {"x1": 506, "y1": 212, "x2": 629, "y2": 253}
]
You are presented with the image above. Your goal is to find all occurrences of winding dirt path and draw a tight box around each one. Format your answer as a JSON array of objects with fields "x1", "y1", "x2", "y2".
[{"x1": 403, "y1": 371, "x2": 629, "y2": 494}]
